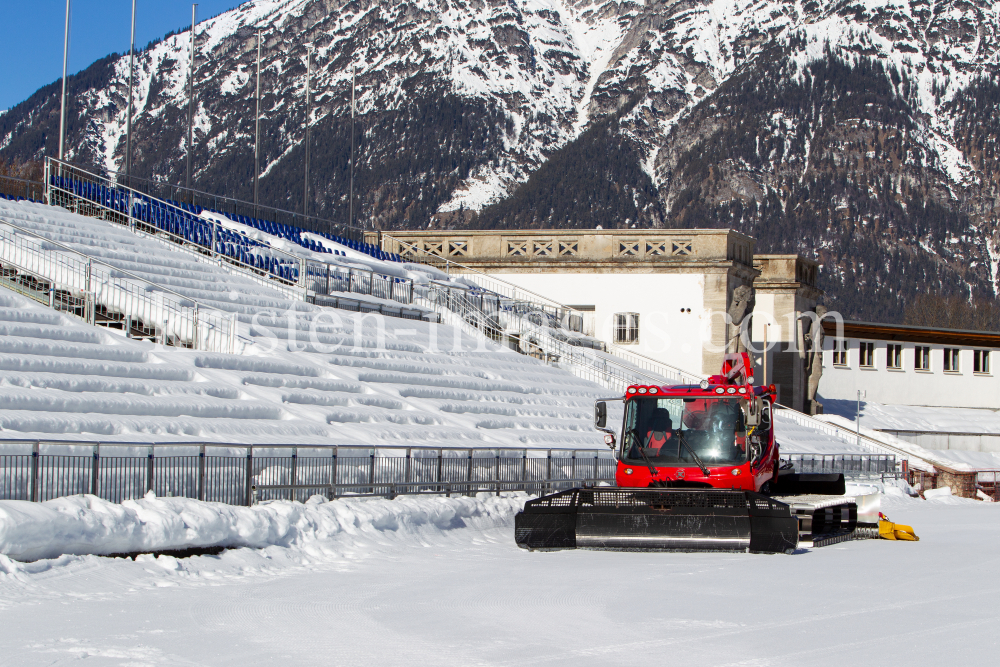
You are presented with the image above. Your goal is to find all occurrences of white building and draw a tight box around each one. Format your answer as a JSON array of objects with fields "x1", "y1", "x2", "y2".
[
  {"x1": 379, "y1": 228, "x2": 758, "y2": 377},
  {"x1": 818, "y1": 320, "x2": 1000, "y2": 410}
]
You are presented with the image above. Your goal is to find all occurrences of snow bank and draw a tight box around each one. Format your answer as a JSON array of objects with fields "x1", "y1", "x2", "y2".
[{"x1": 0, "y1": 492, "x2": 525, "y2": 563}]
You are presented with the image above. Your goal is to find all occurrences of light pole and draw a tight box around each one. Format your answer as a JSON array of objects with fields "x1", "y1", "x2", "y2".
[
  {"x1": 185, "y1": 4, "x2": 198, "y2": 198},
  {"x1": 348, "y1": 64, "x2": 356, "y2": 230},
  {"x1": 125, "y1": 0, "x2": 136, "y2": 185},
  {"x1": 856, "y1": 389, "x2": 866, "y2": 448},
  {"x1": 58, "y1": 0, "x2": 71, "y2": 161},
  {"x1": 303, "y1": 44, "x2": 312, "y2": 217},
  {"x1": 253, "y1": 29, "x2": 261, "y2": 216}
]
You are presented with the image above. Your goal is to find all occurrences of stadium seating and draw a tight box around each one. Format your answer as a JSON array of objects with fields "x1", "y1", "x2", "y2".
[
  {"x1": 209, "y1": 209, "x2": 403, "y2": 263},
  {"x1": 45, "y1": 176, "x2": 406, "y2": 286}
]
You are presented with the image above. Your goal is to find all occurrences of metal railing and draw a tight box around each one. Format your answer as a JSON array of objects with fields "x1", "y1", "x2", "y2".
[
  {"x1": 773, "y1": 406, "x2": 912, "y2": 470},
  {"x1": 43, "y1": 158, "x2": 417, "y2": 309},
  {"x1": 308, "y1": 293, "x2": 434, "y2": 321},
  {"x1": 781, "y1": 453, "x2": 898, "y2": 479},
  {"x1": 305, "y1": 259, "x2": 414, "y2": 305},
  {"x1": 69, "y1": 166, "x2": 364, "y2": 242},
  {"x1": 0, "y1": 220, "x2": 237, "y2": 353},
  {"x1": 0, "y1": 175, "x2": 44, "y2": 202},
  {"x1": 385, "y1": 233, "x2": 588, "y2": 331},
  {"x1": 415, "y1": 282, "x2": 677, "y2": 393},
  {"x1": 0, "y1": 440, "x2": 615, "y2": 506}
]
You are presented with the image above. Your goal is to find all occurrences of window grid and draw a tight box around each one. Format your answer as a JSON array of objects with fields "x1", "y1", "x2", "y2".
[
  {"x1": 887, "y1": 344, "x2": 902, "y2": 370},
  {"x1": 859, "y1": 341, "x2": 875, "y2": 368},
  {"x1": 833, "y1": 340, "x2": 848, "y2": 366},
  {"x1": 943, "y1": 348, "x2": 960, "y2": 373},
  {"x1": 974, "y1": 350, "x2": 991, "y2": 375},
  {"x1": 915, "y1": 346, "x2": 931, "y2": 371},
  {"x1": 613, "y1": 312, "x2": 639, "y2": 345}
]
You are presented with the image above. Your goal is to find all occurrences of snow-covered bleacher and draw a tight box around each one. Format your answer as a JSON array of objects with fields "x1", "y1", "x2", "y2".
[{"x1": 48, "y1": 172, "x2": 399, "y2": 263}]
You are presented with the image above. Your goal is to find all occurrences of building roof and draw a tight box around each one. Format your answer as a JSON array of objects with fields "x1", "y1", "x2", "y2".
[{"x1": 822, "y1": 319, "x2": 1000, "y2": 347}]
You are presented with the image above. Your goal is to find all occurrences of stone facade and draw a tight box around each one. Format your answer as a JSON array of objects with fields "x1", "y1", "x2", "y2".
[
  {"x1": 378, "y1": 229, "x2": 753, "y2": 274},
  {"x1": 751, "y1": 255, "x2": 823, "y2": 411}
]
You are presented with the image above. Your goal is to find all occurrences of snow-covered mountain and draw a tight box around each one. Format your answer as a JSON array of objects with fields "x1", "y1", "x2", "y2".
[{"x1": 3, "y1": 0, "x2": 1000, "y2": 320}]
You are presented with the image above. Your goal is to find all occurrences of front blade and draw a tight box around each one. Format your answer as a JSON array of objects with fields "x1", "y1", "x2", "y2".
[{"x1": 515, "y1": 488, "x2": 797, "y2": 554}]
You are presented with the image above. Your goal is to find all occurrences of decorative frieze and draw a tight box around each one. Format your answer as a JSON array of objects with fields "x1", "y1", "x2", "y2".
[{"x1": 382, "y1": 228, "x2": 756, "y2": 272}]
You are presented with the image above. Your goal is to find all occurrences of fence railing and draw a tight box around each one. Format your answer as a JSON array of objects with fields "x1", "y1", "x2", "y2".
[
  {"x1": 47, "y1": 159, "x2": 305, "y2": 286},
  {"x1": 781, "y1": 453, "x2": 898, "y2": 479},
  {"x1": 0, "y1": 175, "x2": 44, "y2": 202},
  {"x1": 0, "y1": 220, "x2": 237, "y2": 353},
  {"x1": 0, "y1": 440, "x2": 616, "y2": 506},
  {"x1": 773, "y1": 405, "x2": 910, "y2": 471},
  {"x1": 305, "y1": 259, "x2": 414, "y2": 305},
  {"x1": 415, "y1": 282, "x2": 677, "y2": 393},
  {"x1": 44, "y1": 158, "x2": 417, "y2": 309}
]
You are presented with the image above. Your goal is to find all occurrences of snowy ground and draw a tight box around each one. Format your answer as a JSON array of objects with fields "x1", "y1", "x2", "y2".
[
  {"x1": 825, "y1": 398, "x2": 1000, "y2": 435},
  {"x1": 0, "y1": 491, "x2": 996, "y2": 666}
]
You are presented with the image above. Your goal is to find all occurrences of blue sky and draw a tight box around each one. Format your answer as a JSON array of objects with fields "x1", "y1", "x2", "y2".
[{"x1": 1, "y1": 1, "x2": 245, "y2": 111}]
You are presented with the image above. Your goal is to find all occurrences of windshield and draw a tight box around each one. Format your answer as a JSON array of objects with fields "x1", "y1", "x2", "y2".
[{"x1": 621, "y1": 396, "x2": 748, "y2": 467}]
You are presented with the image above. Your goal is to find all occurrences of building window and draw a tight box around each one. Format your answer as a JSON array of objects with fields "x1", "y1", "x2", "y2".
[
  {"x1": 915, "y1": 346, "x2": 931, "y2": 371},
  {"x1": 974, "y1": 350, "x2": 991, "y2": 375},
  {"x1": 887, "y1": 344, "x2": 902, "y2": 370},
  {"x1": 614, "y1": 312, "x2": 639, "y2": 344},
  {"x1": 943, "y1": 348, "x2": 960, "y2": 373},
  {"x1": 859, "y1": 341, "x2": 875, "y2": 368},
  {"x1": 833, "y1": 340, "x2": 848, "y2": 366}
]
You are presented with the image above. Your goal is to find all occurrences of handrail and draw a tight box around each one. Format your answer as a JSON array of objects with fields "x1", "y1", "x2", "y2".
[
  {"x1": 46, "y1": 158, "x2": 305, "y2": 285},
  {"x1": 0, "y1": 174, "x2": 44, "y2": 187},
  {"x1": 0, "y1": 438, "x2": 612, "y2": 454},
  {"x1": 772, "y1": 404, "x2": 940, "y2": 472},
  {"x1": 0, "y1": 174, "x2": 45, "y2": 200},
  {"x1": 0, "y1": 219, "x2": 238, "y2": 353},
  {"x1": 1, "y1": 218, "x2": 223, "y2": 310},
  {"x1": 414, "y1": 282, "x2": 670, "y2": 392},
  {"x1": 603, "y1": 345, "x2": 704, "y2": 384}
]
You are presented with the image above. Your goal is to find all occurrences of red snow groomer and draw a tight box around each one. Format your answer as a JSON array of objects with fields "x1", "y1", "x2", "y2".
[{"x1": 515, "y1": 353, "x2": 862, "y2": 554}]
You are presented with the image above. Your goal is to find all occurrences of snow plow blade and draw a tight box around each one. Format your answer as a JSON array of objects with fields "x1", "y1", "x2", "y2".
[
  {"x1": 514, "y1": 488, "x2": 798, "y2": 554},
  {"x1": 774, "y1": 472, "x2": 846, "y2": 496}
]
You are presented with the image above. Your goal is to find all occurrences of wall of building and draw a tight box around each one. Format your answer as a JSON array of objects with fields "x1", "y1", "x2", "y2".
[
  {"x1": 747, "y1": 255, "x2": 822, "y2": 411},
  {"x1": 818, "y1": 338, "x2": 999, "y2": 410},
  {"x1": 486, "y1": 272, "x2": 710, "y2": 374},
  {"x1": 380, "y1": 228, "x2": 758, "y2": 378}
]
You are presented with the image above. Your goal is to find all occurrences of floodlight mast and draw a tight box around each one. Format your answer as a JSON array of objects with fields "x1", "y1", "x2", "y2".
[
  {"x1": 185, "y1": 4, "x2": 198, "y2": 198},
  {"x1": 58, "y1": 0, "x2": 71, "y2": 162},
  {"x1": 253, "y1": 30, "x2": 262, "y2": 215},
  {"x1": 124, "y1": 0, "x2": 137, "y2": 186},
  {"x1": 304, "y1": 45, "x2": 312, "y2": 217}
]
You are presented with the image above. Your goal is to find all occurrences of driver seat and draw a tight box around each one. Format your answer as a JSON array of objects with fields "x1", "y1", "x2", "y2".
[{"x1": 644, "y1": 409, "x2": 673, "y2": 453}]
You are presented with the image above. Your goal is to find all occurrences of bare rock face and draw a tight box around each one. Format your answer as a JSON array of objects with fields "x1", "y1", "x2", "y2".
[{"x1": 4, "y1": 0, "x2": 1000, "y2": 321}]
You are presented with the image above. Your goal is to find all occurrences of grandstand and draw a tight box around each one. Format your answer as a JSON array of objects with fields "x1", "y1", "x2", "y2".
[{"x1": 44, "y1": 171, "x2": 400, "y2": 264}]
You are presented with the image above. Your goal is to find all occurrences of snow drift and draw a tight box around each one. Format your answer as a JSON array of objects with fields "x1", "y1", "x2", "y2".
[{"x1": 0, "y1": 492, "x2": 525, "y2": 563}]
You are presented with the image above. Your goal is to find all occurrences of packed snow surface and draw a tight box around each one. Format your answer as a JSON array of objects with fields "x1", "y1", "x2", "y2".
[{"x1": 0, "y1": 490, "x2": 996, "y2": 665}]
